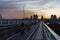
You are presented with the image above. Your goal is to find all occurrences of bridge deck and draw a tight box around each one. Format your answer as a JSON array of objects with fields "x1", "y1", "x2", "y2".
[
  {"x1": 34, "y1": 22, "x2": 43, "y2": 40},
  {"x1": 5, "y1": 21, "x2": 60, "y2": 40},
  {"x1": 6, "y1": 24, "x2": 38, "y2": 40},
  {"x1": 6, "y1": 22, "x2": 45, "y2": 40}
]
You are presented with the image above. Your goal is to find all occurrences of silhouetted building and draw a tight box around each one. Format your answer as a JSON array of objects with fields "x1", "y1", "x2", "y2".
[
  {"x1": 33, "y1": 14, "x2": 38, "y2": 20},
  {"x1": 59, "y1": 17, "x2": 60, "y2": 19},
  {"x1": 51, "y1": 15, "x2": 54, "y2": 20},
  {"x1": 51, "y1": 15, "x2": 57, "y2": 21},
  {"x1": 35, "y1": 15, "x2": 38, "y2": 19},
  {"x1": 41, "y1": 16, "x2": 44, "y2": 20},
  {"x1": 25, "y1": 17, "x2": 28, "y2": 20},
  {"x1": 30, "y1": 16, "x2": 33, "y2": 20},
  {"x1": 54, "y1": 15, "x2": 57, "y2": 20}
]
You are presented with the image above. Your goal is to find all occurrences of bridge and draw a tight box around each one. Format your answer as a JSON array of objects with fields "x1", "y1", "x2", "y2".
[{"x1": 0, "y1": 21, "x2": 60, "y2": 40}]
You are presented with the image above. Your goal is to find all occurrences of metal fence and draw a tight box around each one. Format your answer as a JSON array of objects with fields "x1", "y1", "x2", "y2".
[{"x1": 43, "y1": 22, "x2": 60, "y2": 40}]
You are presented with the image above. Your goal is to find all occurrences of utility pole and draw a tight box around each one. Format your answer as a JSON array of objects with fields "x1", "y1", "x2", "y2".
[
  {"x1": 23, "y1": 5, "x2": 25, "y2": 19},
  {"x1": 23, "y1": 3, "x2": 26, "y2": 19}
]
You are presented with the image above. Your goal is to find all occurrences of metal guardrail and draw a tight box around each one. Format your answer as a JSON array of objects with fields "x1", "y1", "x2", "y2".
[
  {"x1": 0, "y1": 24, "x2": 21, "y2": 29},
  {"x1": 43, "y1": 22, "x2": 60, "y2": 40},
  {"x1": 4, "y1": 21, "x2": 60, "y2": 40},
  {"x1": 0, "y1": 24, "x2": 23, "y2": 40},
  {"x1": 26, "y1": 23, "x2": 40, "y2": 40},
  {"x1": 6, "y1": 22, "x2": 39, "y2": 40}
]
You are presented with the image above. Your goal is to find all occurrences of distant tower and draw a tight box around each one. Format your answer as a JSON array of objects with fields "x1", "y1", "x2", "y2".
[
  {"x1": 51, "y1": 15, "x2": 54, "y2": 20},
  {"x1": 35, "y1": 14, "x2": 38, "y2": 19},
  {"x1": 54, "y1": 15, "x2": 57, "y2": 19},
  {"x1": 33, "y1": 14, "x2": 38, "y2": 20},
  {"x1": 30, "y1": 16, "x2": 33, "y2": 20},
  {"x1": 59, "y1": 17, "x2": 60, "y2": 19},
  {"x1": 54, "y1": 15, "x2": 57, "y2": 21},
  {"x1": 51, "y1": 15, "x2": 57, "y2": 21},
  {"x1": 41, "y1": 16, "x2": 44, "y2": 19}
]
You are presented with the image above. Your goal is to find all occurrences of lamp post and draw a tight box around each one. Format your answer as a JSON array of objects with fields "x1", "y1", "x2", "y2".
[
  {"x1": 22, "y1": 3, "x2": 26, "y2": 19},
  {"x1": 23, "y1": 5, "x2": 25, "y2": 19}
]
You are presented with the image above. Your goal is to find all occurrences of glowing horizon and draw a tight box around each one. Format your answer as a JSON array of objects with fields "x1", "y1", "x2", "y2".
[{"x1": 0, "y1": 0, "x2": 60, "y2": 19}]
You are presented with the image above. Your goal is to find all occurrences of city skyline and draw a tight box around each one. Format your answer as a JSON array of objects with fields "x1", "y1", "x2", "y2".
[{"x1": 0, "y1": 0, "x2": 60, "y2": 19}]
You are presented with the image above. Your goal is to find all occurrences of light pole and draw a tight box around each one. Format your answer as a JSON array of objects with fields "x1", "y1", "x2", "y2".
[
  {"x1": 23, "y1": 5, "x2": 25, "y2": 19},
  {"x1": 23, "y1": 3, "x2": 26, "y2": 19}
]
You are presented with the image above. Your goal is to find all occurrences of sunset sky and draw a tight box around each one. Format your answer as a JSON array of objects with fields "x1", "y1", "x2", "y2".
[{"x1": 0, "y1": 0, "x2": 60, "y2": 19}]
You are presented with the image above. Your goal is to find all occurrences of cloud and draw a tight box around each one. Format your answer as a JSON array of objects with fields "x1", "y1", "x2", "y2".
[
  {"x1": 1, "y1": 0, "x2": 60, "y2": 18},
  {"x1": 0, "y1": 0, "x2": 49, "y2": 12},
  {"x1": 44, "y1": 0, "x2": 60, "y2": 8}
]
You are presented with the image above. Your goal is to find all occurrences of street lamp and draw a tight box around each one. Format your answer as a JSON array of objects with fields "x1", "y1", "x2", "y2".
[{"x1": 22, "y1": 3, "x2": 26, "y2": 19}]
